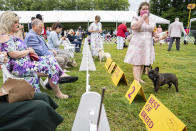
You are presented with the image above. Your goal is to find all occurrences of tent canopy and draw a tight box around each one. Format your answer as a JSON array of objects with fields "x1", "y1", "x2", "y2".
[
  {"x1": 0, "y1": 10, "x2": 170, "y2": 24},
  {"x1": 190, "y1": 18, "x2": 196, "y2": 23}
]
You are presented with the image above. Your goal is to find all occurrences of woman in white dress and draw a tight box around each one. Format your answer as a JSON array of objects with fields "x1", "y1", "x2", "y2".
[
  {"x1": 88, "y1": 15, "x2": 103, "y2": 57},
  {"x1": 124, "y1": 2, "x2": 156, "y2": 83}
]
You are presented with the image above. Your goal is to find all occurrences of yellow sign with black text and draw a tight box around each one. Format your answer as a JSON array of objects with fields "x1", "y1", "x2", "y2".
[
  {"x1": 125, "y1": 80, "x2": 146, "y2": 104},
  {"x1": 139, "y1": 94, "x2": 187, "y2": 131},
  {"x1": 108, "y1": 62, "x2": 116, "y2": 74},
  {"x1": 105, "y1": 58, "x2": 113, "y2": 70},
  {"x1": 111, "y1": 66, "x2": 128, "y2": 86}
]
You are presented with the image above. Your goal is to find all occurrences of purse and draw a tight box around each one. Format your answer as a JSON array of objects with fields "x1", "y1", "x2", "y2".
[
  {"x1": 0, "y1": 78, "x2": 35, "y2": 103},
  {"x1": 29, "y1": 52, "x2": 39, "y2": 61}
]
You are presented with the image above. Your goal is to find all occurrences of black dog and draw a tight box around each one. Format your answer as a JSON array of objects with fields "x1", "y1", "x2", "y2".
[{"x1": 148, "y1": 67, "x2": 178, "y2": 93}]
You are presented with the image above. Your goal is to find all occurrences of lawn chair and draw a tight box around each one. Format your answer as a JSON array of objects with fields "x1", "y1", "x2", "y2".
[
  {"x1": 62, "y1": 38, "x2": 75, "y2": 58},
  {"x1": 2, "y1": 64, "x2": 48, "y2": 90}
]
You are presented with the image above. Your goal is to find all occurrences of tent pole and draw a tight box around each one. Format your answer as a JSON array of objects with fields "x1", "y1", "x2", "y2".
[
  {"x1": 88, "y1": 20, "x2": 89, "y2": 30},
  {"x1": 116, "y1": 21, "x2": 118, "y2": 31}
]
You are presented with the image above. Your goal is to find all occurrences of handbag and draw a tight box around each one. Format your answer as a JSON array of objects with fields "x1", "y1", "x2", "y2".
[
  {"x1": 0, "y1": 78, "x2": 35, "y2": 103},
  {"x1": 29, "y1": 52, "x2": 39, "y2": 61}
]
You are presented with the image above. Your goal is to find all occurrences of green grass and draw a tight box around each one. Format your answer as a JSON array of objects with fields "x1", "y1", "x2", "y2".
[{"x1": 1, "y1": 43, "x2": 196, "y2": 131}]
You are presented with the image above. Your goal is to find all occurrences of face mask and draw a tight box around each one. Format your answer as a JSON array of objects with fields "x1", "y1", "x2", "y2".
[{"x1": 140, "y1": 10, "x2": 149, "y2": 16}]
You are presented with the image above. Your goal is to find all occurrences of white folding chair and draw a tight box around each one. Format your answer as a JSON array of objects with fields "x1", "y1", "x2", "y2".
[
  {"x1": 62, "y1": 38, "x2": 75, "y2": 58},
  {"x1": 2, "y1": 64, "x2": 48, "y2": 90}
]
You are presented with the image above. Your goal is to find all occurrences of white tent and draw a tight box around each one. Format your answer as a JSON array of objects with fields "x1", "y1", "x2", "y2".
[
  {"x1": 190, "y1": 18, "x2": 196, "y2": 30},
  {"x1": 0, "y1": 10, "x2": 170, "y2": 24}
]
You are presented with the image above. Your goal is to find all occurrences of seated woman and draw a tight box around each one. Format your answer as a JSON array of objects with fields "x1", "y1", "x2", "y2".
[
  {"x1": 0, "y1": 11, "x2": 71, "y2": 99},
  {"x1": 0, "y1": 52, "x2": 63, "y2": 131},
  {"x1": 74, "y1": 31, "x2": 82, "y2": 51},
  {"x1": 67, "y1": 29, "x2": 75, "y2": 44},
  {"x1": 48, "y1": 23, "x2": 77, "y2": 69}
]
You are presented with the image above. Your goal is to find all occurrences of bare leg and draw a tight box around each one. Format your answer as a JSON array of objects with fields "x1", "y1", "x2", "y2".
[
  {"x1": 48, "y1": 78, "x2": 69, "y2": 99},
  {"x1": 133, "y1": 65, "x2": 140, "y2": 82},
  {"x1": 139, "y1": 65, "x2": 145, "y2": 83}
]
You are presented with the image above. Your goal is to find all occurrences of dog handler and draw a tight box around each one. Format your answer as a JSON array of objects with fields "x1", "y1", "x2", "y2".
[{"x1": 124, "y1": 2, "x2": 156, "y2": 83}]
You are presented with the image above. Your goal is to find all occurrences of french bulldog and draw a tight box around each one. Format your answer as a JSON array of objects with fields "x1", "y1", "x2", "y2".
[{"x1": 148, "y1": 67, "x2": 178, "y2": 93}]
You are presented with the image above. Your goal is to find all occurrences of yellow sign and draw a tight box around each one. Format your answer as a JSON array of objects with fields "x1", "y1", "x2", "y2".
[
  {"x1": 139, "y1": 94, "x2": 187, "y2": 131},
  {"x1": 108, "y1": 62, "x2": 116, "y2": 74},
  {"x1": 105, "y1": 58, "x2": 113, "y2": 70},
  {"x1": 187, "y1": 3, "x2": 195, "y2": 9},
  {"x1": 125, "y1": 80, "x2": 146, "y2": 104},
  {"x1": 111, "y1": 65, "x2": 128, "y2": 86}
]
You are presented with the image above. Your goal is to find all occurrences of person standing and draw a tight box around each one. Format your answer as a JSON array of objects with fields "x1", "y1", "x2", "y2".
[
  {"x1": 88, "y1": 15, "x2": 103, "y2": 57},
  {"x1": 124, "y1": 2, "x2": 156, "y2": 83},
  {"x1": 168, "y1": 18, "x2": 186, "y2": 51},
  {"x1": 156, "y1": 25, "x2": 162, "y2": 34},
  {"x1": 116, "y1": 22, "x2": 128, "y2": 50}
]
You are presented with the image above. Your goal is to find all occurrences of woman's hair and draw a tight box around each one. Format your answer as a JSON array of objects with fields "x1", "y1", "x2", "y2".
[
  {"x1": 51, "y1": 23, "x2": 63, "y2": 30},
  {"x1": 69, "y1": 29, "x2": 74, "y2": 34},
  {"x1": 95, "y1": 15, "x2": 101, "y2": 21},
  {"x1": 0, "y1": 11, "x2": 20, "y2": 34},
  {"x1": 137, "y1": 2, "x2": 150, "y2": 16}
]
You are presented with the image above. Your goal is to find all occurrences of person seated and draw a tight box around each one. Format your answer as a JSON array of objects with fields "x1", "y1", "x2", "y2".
[
  {"x1": 47, "y1": 23, "x2": 77, "y2": 69},
  {"x1": 0, "y1": 11, "x2": 75, "y2": 99},
  {"x1": 24, "y1": 19, "x2": 79, "y2": 92},
  {"x1": 74, "y1": 31, "x2": 82, "y2": 51},
  {"x1": 67, "y1": 29, "x2": 75, "y2": 44},
  {"x1": 0, "y1": 52, "x2": 63, "y2": 130}
]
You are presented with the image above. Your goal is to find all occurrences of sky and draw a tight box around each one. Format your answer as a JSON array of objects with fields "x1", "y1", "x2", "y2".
[{"x1": 129, "y1": 0, "x2": 150, "y2": 11}]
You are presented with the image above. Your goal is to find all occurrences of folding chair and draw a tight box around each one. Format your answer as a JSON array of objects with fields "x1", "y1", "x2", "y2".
[
  {"x1": 62, "y1": 38, "x2": 75, "y2": 58},
  {"x1": 2, "y1": 64, "x2": 48, "y2": 90}
]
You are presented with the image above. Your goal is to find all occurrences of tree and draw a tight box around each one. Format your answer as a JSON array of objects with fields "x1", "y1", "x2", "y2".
[
  {"x1": 0, "y1": 0, "x2": 129, "y2": 11},
  {"x1": 150, "y1": 0, "x2": 196, "y2": 29}
]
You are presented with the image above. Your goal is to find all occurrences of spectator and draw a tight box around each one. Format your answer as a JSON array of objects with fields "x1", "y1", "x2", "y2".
[
  {"x1": 88, "y1": 15, "x2": 103, "y2": 57},
  {"x1": 124, "y1": 2, "x2": 156, "y2": 83},
  {"x1": 28, "y1": 17, "x2": 35, "y2": 31},
  {"x1": 48, "y1": 23, "x2": 77, "y2": 69},
  {"x1": 168, "y1": 18, "x2": 186, "y2": 51},
  {"x1": 156, "y1": 25, "x2": 162, "y2": 34},
  {"x1": 74, "y1": 31, "x2": 83, "y2": 52},
  {"x1": 117, "y1": 22, "x2": 128, "y2": 50},
  {"x1": 46, "y1": 27, "x2": 51, "y2": 37},
  {"x1": 67, "y1": 29, "x2": 75, "y2": 43},
  {"x1": 36, "y1": 14, "x2": 47, "y2": 39},
  {"x1": 0, "y1": 11, "x2": 77, "y2": 99}
]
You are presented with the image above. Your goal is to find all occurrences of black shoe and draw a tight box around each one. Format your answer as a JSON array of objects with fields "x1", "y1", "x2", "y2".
[
  {"x1": 45, "y1": 82, "x2": 52, "y2": 90},
  {"x1": 58, "y1": 76, "x2": 78, "y2": 84}
]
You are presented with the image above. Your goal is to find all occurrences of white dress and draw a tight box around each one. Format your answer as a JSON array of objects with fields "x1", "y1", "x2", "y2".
[
  {"x1": 124, "y1": 16, "x2": 156, "y2": 65},
  {"x1": 89, "y1": 22, "x2": 103, "y2": 56}
]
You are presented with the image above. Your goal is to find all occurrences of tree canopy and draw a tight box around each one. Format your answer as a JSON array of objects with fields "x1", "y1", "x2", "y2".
[
  {"x1": 150, "y1": 0, "x2": 196, "y2": 29},
  {"x1": 0, "y1": 0, "x2": 130, "y2": 11}
]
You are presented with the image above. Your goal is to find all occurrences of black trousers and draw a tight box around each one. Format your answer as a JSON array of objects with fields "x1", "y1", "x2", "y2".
[{"x1": 168, "y1": 37, "x2": 180, "y2": 51}]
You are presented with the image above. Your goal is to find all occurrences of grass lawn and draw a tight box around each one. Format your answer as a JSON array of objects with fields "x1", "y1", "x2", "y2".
[{"x1": 1, "y1": 43, "x2": 196, "y2": 131}]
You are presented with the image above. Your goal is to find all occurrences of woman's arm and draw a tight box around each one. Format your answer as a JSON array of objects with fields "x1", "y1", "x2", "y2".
[
  {"x1": 8, "y1": 48, "x2": 34, "y2": 59},
  {"x1": 131, "y1": 14, "x2": 148, "y2": 30}
]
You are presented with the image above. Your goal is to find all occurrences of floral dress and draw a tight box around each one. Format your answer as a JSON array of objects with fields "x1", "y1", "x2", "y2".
[
  {"x1": 124, "y1": 16, "x2": 156, "y2": 65},
  {"x1": 0, "y1": 36, "x2": 63, "y2": 92},
  {"x1": 89, "y1": 22, "x2": 103, "y2": 56}
]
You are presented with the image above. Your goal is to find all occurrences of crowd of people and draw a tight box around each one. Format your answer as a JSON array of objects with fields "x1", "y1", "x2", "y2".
[{"x1": 0, "y1": 1, "x2": 195, "y2": 130}]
